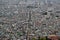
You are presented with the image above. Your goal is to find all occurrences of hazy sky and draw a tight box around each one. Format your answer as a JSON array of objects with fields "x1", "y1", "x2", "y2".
[{"x1": 0, "y1": 0, "x2": 60, "y2": 4}]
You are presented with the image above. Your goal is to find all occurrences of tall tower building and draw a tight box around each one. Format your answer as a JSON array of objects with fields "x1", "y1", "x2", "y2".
[{"x1": 45, "y1": 0, "x2": 48, "y2": 4}]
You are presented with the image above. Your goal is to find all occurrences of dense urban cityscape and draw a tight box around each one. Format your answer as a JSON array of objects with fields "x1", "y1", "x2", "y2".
[{"x1": 0, "y1": 0, "x2": 60, "y2": 40}]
